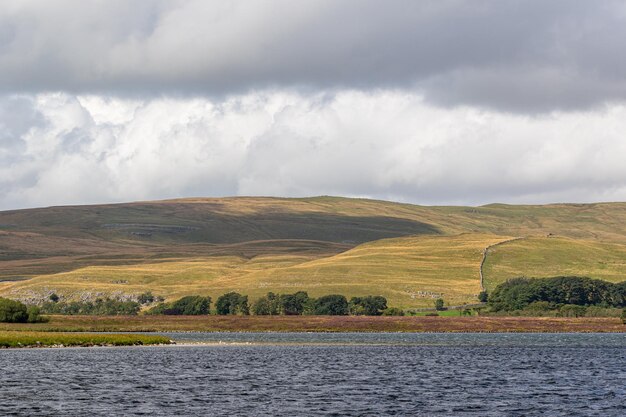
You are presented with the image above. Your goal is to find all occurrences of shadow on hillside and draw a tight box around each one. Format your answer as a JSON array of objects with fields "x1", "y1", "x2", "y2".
[{"x1": 99, "y1": 212, "x2": 441, "y2": 244}]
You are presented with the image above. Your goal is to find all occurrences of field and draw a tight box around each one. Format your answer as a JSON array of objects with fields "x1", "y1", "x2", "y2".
[
  {"x1": 0, "y1": 234, "x2": 510, "y2": 309},
  {"x1": 0, "y1": 315, "x2": 622, "y2": 334},
  {"x1": 0, "y1": 331, "x2": 171, "y2": 348},
  {"x1": 482, "y1": 236, "x2": 626, "y2": 290},
  {"x1": 2, "y1": 196, "x2": 626, "y2": 310}
]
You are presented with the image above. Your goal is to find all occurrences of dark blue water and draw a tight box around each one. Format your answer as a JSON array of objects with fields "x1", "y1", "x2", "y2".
[{"x1": 1, "y1": 333, "x2": 624, "y2": 416}]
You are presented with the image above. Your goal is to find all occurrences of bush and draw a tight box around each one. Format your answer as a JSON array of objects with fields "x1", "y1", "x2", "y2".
[
  {"x1": 478, "y1": 291, "x2": 488, "y2": 303},
  {"x1": 216, "y1": 292, "x2": 249, "y2": 315},
  {"x1": 559, "y1": 304, "x2": 587, "y2": 318},
  {"x1": 137, "y1": 291, "x2": 156, "y2": 305},
  {"x1": 311, "y1": 295, "x2": 348, "y2": 315},
  {"x1": 381, "y1": 307, "x2": 404, "y2": 316},
  {"x1": 40, "y1": 298, "x2": 140, "y2": 315},
  {"x1": 525, "y1": 301, "x2": 554, "y2": 311},
  {"x1": 584, "y1": 306, "x2": 622, "y2": 317},
  {"x1": 434, "y1": 298, "x2": 445, "y2": 311}
]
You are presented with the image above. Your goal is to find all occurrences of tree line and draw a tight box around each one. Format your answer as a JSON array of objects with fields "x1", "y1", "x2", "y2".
[
  {"x1": 0, "y1": 297, "x2": 46, "y2": 323},
  {"x1": 148, "y1": 292, "x2": 403, "y2": 316},
  {"x1": 486, "y1": 276, "x2": 626, "y2": 313}
]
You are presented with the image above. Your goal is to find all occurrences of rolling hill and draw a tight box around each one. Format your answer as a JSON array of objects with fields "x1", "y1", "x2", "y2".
[{"x1": 1, "y1": 196, "x2": 626, "y2": 308}]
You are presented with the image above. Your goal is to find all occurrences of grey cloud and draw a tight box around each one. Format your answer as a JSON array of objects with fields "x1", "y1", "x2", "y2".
[{"x1": 1, "y1": 1, "x2": 626, "y2": 111}]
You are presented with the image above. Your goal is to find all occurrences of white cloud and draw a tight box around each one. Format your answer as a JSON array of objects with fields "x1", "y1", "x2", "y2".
[{"x1": 2, "y1": 90, "x2": 626, "y2": 210}]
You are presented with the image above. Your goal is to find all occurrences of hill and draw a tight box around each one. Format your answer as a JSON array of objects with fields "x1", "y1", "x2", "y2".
[{"x1": 1, "y1": 196, "x2": 626, "y2": 308}]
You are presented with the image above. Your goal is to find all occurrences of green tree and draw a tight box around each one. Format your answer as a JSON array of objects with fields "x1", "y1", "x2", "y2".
[
  {"x1": 312, "y1": 295, "x2": 348, "y2": 315},
  {"x1": 49, "y1": 293, "x2": 60, "y2": 303},
  {"x1": 279, "y1": 291, "x2": 309, "y2": 315},
  {"x1": 434, "y1": 298, "x2": 445, "y2": 311},
  {"x1": 170, "y1": 296, "x2": 211, "y2": 315},
  {"x1": 0, "y1": 297, "x2": 28, "y2": 323},
  {"x1": 252, "y1": 293, "x2": 278, "y2": 315},
  {"x1": 478, "y1": 291, "x2": 488, "y2": 303},
  {"x1": 348, "y1": 296, "x2": 388, "y2": 315},
  {"x1": 216, "y1": 292, "x2": 249, "y2": 315}
]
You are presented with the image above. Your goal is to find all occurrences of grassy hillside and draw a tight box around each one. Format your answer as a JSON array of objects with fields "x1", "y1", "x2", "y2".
[
  {"x1": 0, "y1": 234, "x2": 510, "y2": 309},
  {"x1": 482, "y1": 237, "x2": 626, "y2": 290},
  {"x1": 2, "y1": 196, "x2": 626, "y2": 308}
]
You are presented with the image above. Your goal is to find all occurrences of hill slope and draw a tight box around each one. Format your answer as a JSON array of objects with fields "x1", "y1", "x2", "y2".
[{"x1": 1, "y1": 196, "x2": 626, "y2": 308}]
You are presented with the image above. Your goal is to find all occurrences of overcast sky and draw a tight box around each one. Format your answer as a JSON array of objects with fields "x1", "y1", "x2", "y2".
[{"x1": 2, "y1": 0, "x2": 626, "y2": 210}]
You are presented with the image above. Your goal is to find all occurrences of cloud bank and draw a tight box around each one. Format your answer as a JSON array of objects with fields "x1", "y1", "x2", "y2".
[
  {"x1": 2, "y1": 90, "x2": 626, "y2": 210},
  {"x1": 1, "y1": 0, "x2": 626, "y2": 111},
  {"x1": 1, "y1": 1, "x2": 626, "y2": 209}
]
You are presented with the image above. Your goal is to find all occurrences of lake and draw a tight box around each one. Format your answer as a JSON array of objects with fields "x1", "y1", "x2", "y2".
[{"x1": 1, "y1": 333, "x2": 624, "y2": 416}]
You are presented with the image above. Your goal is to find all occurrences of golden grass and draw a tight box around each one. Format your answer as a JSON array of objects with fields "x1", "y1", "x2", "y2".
[
  {"x1": 1, "y1": 234, "x2": 511, "y2": 308},
  {"x1": 482, "y1": 236, "x2": 626, "y2": 290}
]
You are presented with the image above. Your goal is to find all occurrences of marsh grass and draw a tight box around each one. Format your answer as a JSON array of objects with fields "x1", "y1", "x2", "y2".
[{"x1": 0, "y1": 330, "x2": 171, "y2": 348}]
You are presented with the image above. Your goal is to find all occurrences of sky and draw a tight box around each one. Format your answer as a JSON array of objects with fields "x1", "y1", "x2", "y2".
[{"x1": 2, "y1": 0, "x2": 626, "y2": 210}]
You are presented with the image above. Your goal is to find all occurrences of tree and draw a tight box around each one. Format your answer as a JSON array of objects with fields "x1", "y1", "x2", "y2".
[
  {"x1": 478, "y1": 291, "x2": 488, "y2": 303},
  {"x1": 167, "y1": 296, "x2": 211, "y2": 315},
  {"x1": 0, "y1": 297, "x2": 28, "y2": 323},
  {"x1": 434, "y1": 298, "x2": 445, "y2": 311},
  {"x1": 312, "y1": 295, "x2": 349, "y2": 315},
  {"x1": 488, "y1": 276, "x2": 626, "y2": 312},
  {"x1": 252, "y1": 294, "x2": 274, "y2": 315},
  {"x1": 349, "y1": 296, "x2": 388, "y2": 315},
  {"x1": 49, "y1": 293, "x2": 60, "y2": 303},
  {"x1": 279, "y1": 291, "x2": 309, "y2": 315},
  {"x1": 216, "y1": 292, "x2": 249, "y2": 315}
]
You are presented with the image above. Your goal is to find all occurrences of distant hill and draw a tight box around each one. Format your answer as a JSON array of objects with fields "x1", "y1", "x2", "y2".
[{"x1": 1, "y1": 196, "x2": 626, "y2": 308}]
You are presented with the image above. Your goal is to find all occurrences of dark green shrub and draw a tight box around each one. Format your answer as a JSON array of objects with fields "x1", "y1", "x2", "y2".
[
  {"x1": 525, "y1": 301, "x2": 554, "y2": 311},
  {"x1": 478, "y1": 291, "x2": 488, "y2": 303},
  {"x1": 559, "y1": 304, "x2": 587, "y2": 318},
  {"x1": 381, "y1": 307, "x2": 404, "y2": 316},
  {"x1": 138, "y1": 291, "x2": 156, "y2": 305},
  {"x1": 40, "y1": 298, "x2": 140, "y2": 315},
  {"x1": 434, "y1": 298, "x2": 445, "y2": 311}
]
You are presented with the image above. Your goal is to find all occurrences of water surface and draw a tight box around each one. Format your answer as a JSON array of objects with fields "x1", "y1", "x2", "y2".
[{"x1": 1, "y1": 333, "x2": 624, "y2": 416}]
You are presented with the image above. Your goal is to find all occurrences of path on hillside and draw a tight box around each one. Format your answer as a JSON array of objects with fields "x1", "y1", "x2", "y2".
[{"x1": 479, "y1": 237, "x2": 525, "y2": 291}]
